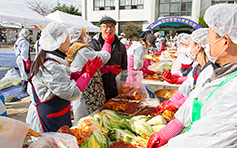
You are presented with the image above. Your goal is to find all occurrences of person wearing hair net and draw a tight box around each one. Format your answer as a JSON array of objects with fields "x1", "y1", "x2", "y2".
[
  {"x1": 156, "y1": 28, "x2": 211, "y2": 115},
  {"x1": 127, "y1": 33, "x2": 157, "y2": 76},
  {"x1": 120, "y1": 38, "x2": 129, "y2": 50},
  {"x1": 159, "y1": 37, "x2": 167, "y2": 52},
  {"x1": 26, "y1": 22, "x2": 103, "y2": 134},
  {"x1": 66, "y1": 26, "x2": 115, "y2": 125},
  {"x1": 148, "y1": 4, "x2": 237, "y2": 148},
  {"x1": 14, "y1": 29, "x2": 31, "y2": 93},
  {"x1": 164, "y1": 33, "x2": 197, "y2": 84}
]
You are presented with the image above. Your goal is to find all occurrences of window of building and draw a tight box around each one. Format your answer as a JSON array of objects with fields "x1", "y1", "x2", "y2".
[
  {"x1": 94, "y1": 0, "x2": 115, "y2": 11},
  {"x1": 119, "y1": 0, "x2": 144, "y2": 10},
  {"x1": 159, "y1": 0, "x2": 192, "y2": 17},
  {"x1": 211, "y1": 0, "x2": 236, "y2": 5}
]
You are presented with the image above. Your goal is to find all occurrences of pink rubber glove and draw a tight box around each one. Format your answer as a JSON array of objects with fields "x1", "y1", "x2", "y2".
[
  {"x1": 76, "y1": 73, "x2": 91, "y2": 92},
  {"x1": 169, "y1": 90, "x2": 187, "y2": 107},
  {"x1": 147, "y1": 118, "x2": 184, "y2": 148},
  {"x1": 70, "y1": 71, "x2": 82, "y2": 81},
  {"x1": 25, "y1": 59, "x2": 31, "y2": 70}
]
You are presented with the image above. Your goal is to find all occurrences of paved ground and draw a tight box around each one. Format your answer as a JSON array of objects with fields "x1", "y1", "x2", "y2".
[{"x1": 5, "y1": 96, "x2": 32, "y2": 144}]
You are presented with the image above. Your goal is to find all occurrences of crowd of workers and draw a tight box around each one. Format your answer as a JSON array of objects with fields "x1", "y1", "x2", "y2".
[{"x1": 12, "y1": 3, "x2": 237, "y2": 147}]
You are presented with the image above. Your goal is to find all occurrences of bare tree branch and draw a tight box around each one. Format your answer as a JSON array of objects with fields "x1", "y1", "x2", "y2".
[{"x1": 26, "y1": 0, "x2": 53, "y2": 16}]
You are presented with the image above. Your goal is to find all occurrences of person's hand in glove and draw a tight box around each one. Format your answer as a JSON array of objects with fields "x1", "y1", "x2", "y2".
[
  {"x1": 76, "y1": 56, "x2": 103, "y2": 91},
  {"x1": 109, "y1": 65, "x2": 123, "y2": 74},
  {"x1": 25, "y1": 59, "x2": 31, "y2": 70},
  {"x1": 81, "y1": 56, "x2": 103, "y2": 77},
  {"x1": 102, "y1": 33, "x2": 115, "y2": 54},
  {"x1": 156, "y1": 100, "x2": 179, "y2": 115},
  {"x1": 70, "y1": 71, "x2": 82, "y2": 81},
  {"x1": 162, "y1": 70, "x2": 179, "y2": 84},
  {"x1": 141, "y1": 67, "x2": 155, "y2": 75},
  {"x1": 147, "y1": 118, "x2": 184, "y2": 148},
  {"x1": 101, "y1": 65, "x2": 123, "y2": 74},
  {"x1": 105, "y1": 33, "x2": 115, "y2": 45}
]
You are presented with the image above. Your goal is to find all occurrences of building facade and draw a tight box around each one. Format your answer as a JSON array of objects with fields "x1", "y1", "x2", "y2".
[{"x1": 82, "y1": 0, "x2": 236, "y2": 35}]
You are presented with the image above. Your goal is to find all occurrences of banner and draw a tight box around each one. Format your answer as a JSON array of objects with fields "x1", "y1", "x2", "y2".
[{"x1": 146, "y1": 17, "x2": 202, "y2": 30}]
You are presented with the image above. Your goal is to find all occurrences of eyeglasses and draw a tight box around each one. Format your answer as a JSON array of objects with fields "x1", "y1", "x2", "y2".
[{"x1": 101, "y1": 24, "x2": 115, "y2": 30}]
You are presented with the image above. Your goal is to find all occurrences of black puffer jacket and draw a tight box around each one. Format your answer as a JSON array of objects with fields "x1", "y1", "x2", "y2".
[{"x1": 89, "y1": 33, "x2": 127, "y2": 96}]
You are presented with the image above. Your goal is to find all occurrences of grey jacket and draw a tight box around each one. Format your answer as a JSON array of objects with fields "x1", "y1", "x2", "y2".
[{"x1": 89, "y1": 33, "x2": 127, "y2": 96}]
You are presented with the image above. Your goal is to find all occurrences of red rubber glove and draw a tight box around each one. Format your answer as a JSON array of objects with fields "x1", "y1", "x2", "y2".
[
  {"x1": 155, "y1": 52, "x2": 161, "y2": 56},
  {"x1": 84, "y1": 56, "x2": 103, "y2": 78},
  {"x1": 156, "y1": 100, "x2": 179, "y2": 115},
  {"x1": 101, "y1": 65, "x2": 123, "y2": 74},
  {"x1": 81, "y1": 59, "x2": 91, "y2": 75},
  {"x1": 70, "y1": 71, "x2": 82, "y2": 81},
  {"x1": 109, "y1": 65, "x2": 123, "y2": 74},
  {"x1": 162, "y1": 70, "x2": 179, "y2": 84},
  {"x1": 147, "y1": 119, "x2": 184, "y2": 148},
  {"x1": 105, "y1": 33, "x2": 115, "y2": 45},
  {"x1": 141, "y1": 67, "x2": 155, "y2": 75},
  {"x1": 25, "y1": 59, "x2": 31, "y2": 70},
  {"x1": 147, "y1": 132, "x2": 167, "y2": 148}
]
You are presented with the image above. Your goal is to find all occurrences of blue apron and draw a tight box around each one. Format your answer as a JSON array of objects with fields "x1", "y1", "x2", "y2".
[
  {"x1": 181, "y1": 62, "x2": 193, "y2": 77},
  {"x1": 29, "y1": 58, "x2": 72, "y2": 132}
]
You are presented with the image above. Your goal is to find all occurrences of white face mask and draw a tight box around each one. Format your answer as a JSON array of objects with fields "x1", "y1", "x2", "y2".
[
  {"x1": 186, "y1": 47, "x2": 196, "y2": 61},
  {"x1": 204, "y1": 37, "x2": 225, "y2": 63},
  {"x1": 180, "y1": 46, "x2": 189, "y2": 55},
  {"x1": 83, "y1": 36, "x2": 89, "y2": 43}
]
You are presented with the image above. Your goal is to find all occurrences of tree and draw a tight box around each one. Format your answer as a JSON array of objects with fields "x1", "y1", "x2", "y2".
[
  {"x1": 26, "y1": 0, "x2": 53, "y2": 16},
  {"x1": 52, "y1": 3, "x2": 81, "y2": 16},
  {"x1": 198, "y1": 12, "x2": 208, "y2": 28},
  {"x1": 122, "y1": 22, "x2": 142, "y2": 39}
]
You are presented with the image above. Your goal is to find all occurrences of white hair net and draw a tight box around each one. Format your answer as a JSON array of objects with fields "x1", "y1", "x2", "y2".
[
  {"x1": 177, "y1": 33, "x2": 190, "y2": 46},
  {"x1": 18, "y1": 29, "x2": 29, "y2": 38},
  {"x1": 120, "y1": 33, "x2": 126, "y2": 36},
  {"x1": 40, "y1": 22, "x2": 68, "y2": 51},
  {"x1": 69, "y1": 26, "x2": 82, "y2": 44},
  {"x1": 191, "y1": 28, "x2": 208, "y2": 48},
  {"x1": 204, "y1": 4, "x2": 237, "y2": 44},
  {"x1": 120, "y1": 38, "x2": 128, "y2": 45},
  {"x1": 154, "y1": 32, "x2": 162, "y2": 37},
  {"x1": 160, "y1": 37, "x2": 165, "y2": 41}
]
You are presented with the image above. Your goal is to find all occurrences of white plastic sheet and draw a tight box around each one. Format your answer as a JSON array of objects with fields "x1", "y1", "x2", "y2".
[{"x1": 0, "y1": 116, "x2": 30, "y2": 148}]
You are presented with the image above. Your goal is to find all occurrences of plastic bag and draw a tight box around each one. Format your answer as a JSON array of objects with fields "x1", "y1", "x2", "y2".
[
  {"x1": 29, "y1": 132, "x2": 78, "y2": 148},
  {"x1": 148, "y1": 60, "x2": 172, "y2": 75},
  {"x1": 0, "y1": 68, "x2": 21, "y2": 90},
  {"x1": 0, "y1": 116, "x2": 30, "y2": 148},
  {"x1": 115, "y1": 70, "x2": 148, "y2": 100}
]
